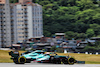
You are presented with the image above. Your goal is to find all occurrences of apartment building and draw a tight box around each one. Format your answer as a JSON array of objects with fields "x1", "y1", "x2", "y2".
[
  {"x1": 0, "y1": 0, "x2": 43, "y2": 47},
  {"x1": 0, "y1": 0, "x2": 11, "y2": 47}
]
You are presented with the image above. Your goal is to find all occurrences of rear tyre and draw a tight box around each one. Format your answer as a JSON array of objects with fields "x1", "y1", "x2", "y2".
[
  {"x1": 13, "y1": 59, "x2": 19, "y2": 64},
  {"x1": 56, "y1": 59, "x2": 61, "y2": 64},
  {"x1": 50, "y1": 56, "x2": 55, "y2": 63},
  {"x1": 51, "y1": 58, "x2": 61, "y2": 64},
  {"x1": 62, "y1": 58, "x2": 68, "y2": 64}
]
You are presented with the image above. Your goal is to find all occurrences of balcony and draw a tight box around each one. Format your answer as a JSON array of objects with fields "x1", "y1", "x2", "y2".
[
  {"x1": 11, "y1": 15, "x2": 13, "y2": 17},
  {"x1": 0, "y1": 19, "x2": 3, "y2": 21},
  {"x1": 11, "y1": 32, "x2": 14, "y2": 34},
  {"x1": 24, "y1": 15, "x2": 27, "y2": 17},
  {"x1": 10, "y1": 7, "x2": 13, "y2": 9},
  {"x1": 0, "y1": 27, "x2": 3, "y2": 29},
  {"x1": 24, "y1": 11, "x2": 27, "y2": 13},
  {"x1": 0, "y1": 6, "x2": 3, "y2": 8},
  {"x1": 11, "y1": 23, "x2": 13, "y2": 25},
  {"x1": 11, "y1": 19, "x2": 14, "y2": 22},
  {"x1": 25, "y1": 30, "x2": 28, "y2": 33},
  {"x1": 24, "y1": 23, "x2": 28, "y2": 25},
  {"x1": 4, "y1": 35, "x2": 6, "y2": 37},
  {"x1": 3, "y1": 39, "x2": 6, "y2": 41},
  {"x1": 0, "y1": 24, "x2": 3, "y2": 25},
  {"x1": 1, "y1": 40, "x2": 4, "y2": 42},
  {"x1": 25, "y1": 35, "x2": 28, "y2": 37},
  {"x1": 11, "y1": 36, "x2": 14, "y2": 38},
  {"x1": 10, "y1": 11, "x2": 13, "y2": 13},
  {"x1": 24, "y1": 19, "x2": 28, "y2": 21},
  {"x1": 11, "y1": 40, "x2": 14, "y2": 41},
  {"x1": 3, "y1": 31, "x2": 6, "y2": 33}
]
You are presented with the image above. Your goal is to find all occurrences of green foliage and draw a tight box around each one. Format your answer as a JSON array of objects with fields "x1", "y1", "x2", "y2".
[
  {"x1": 86, "y1": 29, "x2": 95, "y2": 38},
  {"x1": 43, "y1": 30, "x2": 51, "y2": 37},
  {"x1": 22, "y1": 47, "x2": 25, "y2": 51},
  {"x1": 90, "y1": 24, "x2": 100, "y2": 36},
  {"x1": 9, "y1": 0, "x2": 18, "y2": 3},
  {"x1": 76, "y1": 33, "x2": 87, "y2": 39},
  {"x1": 56, "y1": 48, "x2": 63, "y2": 53},
  {"x1": 65, "y1": 31, "x2": 87, "y2": 40},
  {"x1": 76, "y1": 0, "x2": 97, "y2": 10},
  {"x1": 65, "y1": 31, "x2": 75, "y2": 40},
  {"x1": 50, "y1": 46, "x2": 63, "y2": 53},
  {"x1": 39, "y1": 0, "x2": 100, "y2": 39},
  {"x1": 50, "y1": 46, "x2": 57, "y2": 51},
  {"x1": 83, "y1": 41, "x2": 100, "y2": 52}
]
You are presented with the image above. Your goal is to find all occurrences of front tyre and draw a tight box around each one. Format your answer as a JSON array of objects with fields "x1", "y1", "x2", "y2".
[{"x1": 68, "y1": 57, "x2": 75, "y2": 65}]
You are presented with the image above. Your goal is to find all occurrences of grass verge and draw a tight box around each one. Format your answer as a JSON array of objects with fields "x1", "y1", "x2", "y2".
[
  {"x1": 0, "y1": 50, "x2": 25, "y2": 63},
  {"x1": 0, "y1": 50, "x2": 100, "y2": 64},
  {"x1": 57, "y1": 53, "x2": 100, "y2": 64}
]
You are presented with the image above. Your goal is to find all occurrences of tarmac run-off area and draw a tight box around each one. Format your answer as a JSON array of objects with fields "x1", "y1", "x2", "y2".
[{"x1": 0, "y1": 63, "x2": 100, "y2": 67}]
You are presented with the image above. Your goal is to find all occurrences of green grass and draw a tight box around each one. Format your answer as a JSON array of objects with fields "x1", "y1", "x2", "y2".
[
  {"x1": 0, "y1": 50, "x2": 100, "y2": 64},
  {"x1": 0, "y1": 50, "x2": 25, "y2": 63},
  {"x1": 86, "y1": 61, "x2": 100, "y2": 64},
  {"x1": 57, "y1": 53, "x2": 100, "y2": 64}
]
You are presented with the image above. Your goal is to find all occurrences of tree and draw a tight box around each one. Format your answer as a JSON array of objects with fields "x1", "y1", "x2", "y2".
[
  {"x1": 50, "y1": 46, "x2": 57, "y2": 52},
  {"x1": 65, "y1": 31, "x2": 75, "y2": 40},
  {"x1": 93, "y1": 13, "x2": 100, "y2": 24},
  {"x1": 97, "y1": 1, "x2": 100, "y2": 7},
  {"x1": 90, "y1": 24, "x2": 100, "y2": 36},
  {"x1": 86, "y1": 29, "x2": 95, "y2": 38},
  {"x1": 76, "y1": 0, "x2": 97, "y2": 10},
  {"x1": 76, "y1": 33, "x2": 87, "y2": 39},
  {"x1": 43, "y1": 30, "x2": 51, "y2": 37},
  {"x1": 73, "y1": 22, "x2": 89, "y2": 33},
  {"x1": 9, "y1": 0, "x2": 18, "y2": 3},
  {"x1": 75, "y1": 9, "x2": 96, "y2": 24},
  {"x1": 83, "y1": 41, "x2": 100, "y2": 52}
]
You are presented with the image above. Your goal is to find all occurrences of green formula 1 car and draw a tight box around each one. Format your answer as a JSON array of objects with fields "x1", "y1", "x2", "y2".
[
  {"x1": 9, "y1": 51, "x2": 84, "y2": 64},
  {"x1": 36, "y1": 52, "x2": 77, "y2": 64},
  {"x1": 9, "y1": 50, "x2": 45, "y2": 64}
]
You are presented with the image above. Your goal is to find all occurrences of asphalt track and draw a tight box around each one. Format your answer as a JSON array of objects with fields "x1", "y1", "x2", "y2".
[{"x1": 0, "y1": 63, "x2": 100, "y2": 67}]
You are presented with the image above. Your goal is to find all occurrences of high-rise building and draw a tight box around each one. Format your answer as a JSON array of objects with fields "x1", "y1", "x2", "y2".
[
  {"x1": 0, "y1": 0, "x2": 43, "y2": 47},
  {"x1": 0, "y1": 0, "x2": 11, "y2": 47}
]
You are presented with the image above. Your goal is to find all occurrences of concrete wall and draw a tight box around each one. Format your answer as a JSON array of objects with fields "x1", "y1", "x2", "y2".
[
  {"x1": 4, "y1": 0, "x2": 11, "y2": 46},
  {"x1": 13, "y1": 5, "x2": 18, "y2": 43},
  {"x1": 27, "y1": 6, "x2": 33, "y2": 38}
]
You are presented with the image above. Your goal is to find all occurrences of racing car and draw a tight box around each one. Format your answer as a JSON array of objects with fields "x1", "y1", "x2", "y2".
[
  {"x1": 9, "y1": 50, "x2": 78, "y2": 64},
  {"x1": 36, "y1": 52, "x2": 77, "y2": 64},
  {"x1": 9, "y1": 50, "x2": 45, "y2": 64}
]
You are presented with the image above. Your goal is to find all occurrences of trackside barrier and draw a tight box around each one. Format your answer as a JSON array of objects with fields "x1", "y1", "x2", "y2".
[
  {"x1": 85, "y1": 52, "x2": 88, "y2": 54},
  {"x1": 90, "y1": 53, "x2": 92, "y2": 55},
  {"x1": 96, "y1": 52, "x2": 98, "y2": 55},
  {"x1": 77, "y1": 61, "x2": 85, "y2": 64},
  {"x1": 68, "y1": 51, "x2": 98, "y2": 55}
]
